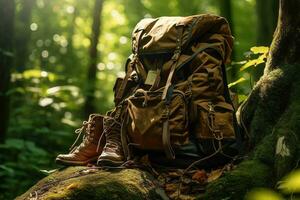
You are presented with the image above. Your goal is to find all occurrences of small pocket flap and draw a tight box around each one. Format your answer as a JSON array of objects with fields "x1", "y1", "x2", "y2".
[
  {"x1": 214, "y1": 102, "x2": 234, "y2": 111},
  {"x1": 196, "y1": 101, "x2": 234, "y2": 112}
]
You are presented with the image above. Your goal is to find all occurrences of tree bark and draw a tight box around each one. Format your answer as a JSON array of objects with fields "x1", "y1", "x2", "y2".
[
  {"x1": 15, "y1": 0, "x2": 35, "y2": 72},
  {"x1": 84, "y1": 0, "x2": 104, "y2": 118},
  {"x1": 200, "y1": 0, "x2": 300, "y2": 199},
  {"x1": 0, "y1": 0, "x2": 15, "y2": 143}
]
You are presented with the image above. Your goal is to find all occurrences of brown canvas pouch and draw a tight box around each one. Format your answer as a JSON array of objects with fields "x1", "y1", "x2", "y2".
[
  {"x1": 125, "y1": 88, "x2": 189, "y2": 151},
  {"x1": 193, "y1": 101, "x2": 235, "y2": 140}
]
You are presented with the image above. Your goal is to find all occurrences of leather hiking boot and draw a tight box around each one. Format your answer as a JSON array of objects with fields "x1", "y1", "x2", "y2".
[
  {"x1": 56, "y1": 114, "x2": 106, "y2": 166},
  {"x1": 97, "y1": 117, "x2": 124, "y2": 166}
]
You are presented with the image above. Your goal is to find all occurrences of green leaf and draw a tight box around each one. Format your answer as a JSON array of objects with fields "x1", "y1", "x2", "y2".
[
  {"x1": 0, "y1": 165, "x2": 15, "y2": 176},
  {"x1": 245, "y1": 188, "x2": 283, "y2": 200},
  {"x1": 255, "y1": 54, "x2": 266, "y2": 66},
  {"x1": 238, "y1": 94, "x2": 248, "y2": 103},
  {"x1": 240, "y1": 54, "x2": 267, "y2": 71},
  {"x1": 228, "y1": 77, "x2": 246, "y2": 88},
  {"x1": 2, "y1": 139, "x2": 25, "y2": 150},
  {"x1": 250, "y1": 46, "x2": 269, "y2": 54},
  {"x1": 25, "y1": 141, "x2": 48, "y2": 156},
  {"x1": 39, "y1": 97, "x2": 54, "y2": 107},
  {"x1": 240, "y1": 59, "x2": 257, "y2": 71},
  {"x1": 278, "y1": 170, "x2": 300, "y2": 193},
  {"x1": 39, "y1": 169, "x2": 58, "y2": 175},
  {"x1": 22, "y1": 69, "x2": 57, "y2": 81},
  {"x1": 46, "y1": 85, "x2": 80, "y2": 97}
]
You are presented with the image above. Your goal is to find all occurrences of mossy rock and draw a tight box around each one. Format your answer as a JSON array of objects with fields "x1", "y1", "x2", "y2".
[{"x1": 16, "y1": 167, "x2": 168, "y2": 200}]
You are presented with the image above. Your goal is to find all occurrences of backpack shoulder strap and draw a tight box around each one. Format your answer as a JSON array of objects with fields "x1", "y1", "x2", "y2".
[
  {"x1": 115, "y1": 55, "x2": 134, "y2": 103},
  {"x1": 220, "y1": 63, "x2": 245, "y2": 155},
  {"x1": 162, "y1": 43, "x2": 221, "y2": 101}
]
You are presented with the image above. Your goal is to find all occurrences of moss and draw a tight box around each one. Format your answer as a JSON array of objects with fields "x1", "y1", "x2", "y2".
[
  {"x1": 249, "y1": 68, "x2": 294, "y2": 145},
  {"x1": 198, "y1": 160, "x2": 272, "y2": 200},
  {"x1": 16, "y1": 167, "x2": 166, "y2": 200},
  {"x1": 253, "y1": 134, "x2": 276, "y2": 165},
  {"x1": 272, "y1": 79, "x2": 300, "y2": 179}
]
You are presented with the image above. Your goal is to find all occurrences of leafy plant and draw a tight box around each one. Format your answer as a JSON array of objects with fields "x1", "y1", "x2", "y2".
[{"x1": 228, "y1": 46, "x2": 270, "y2": 104}]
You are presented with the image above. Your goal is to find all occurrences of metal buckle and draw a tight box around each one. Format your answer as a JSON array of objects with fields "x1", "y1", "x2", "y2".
[{"x1": 213, "y1": 130, "x2": 223, "y2": 140}]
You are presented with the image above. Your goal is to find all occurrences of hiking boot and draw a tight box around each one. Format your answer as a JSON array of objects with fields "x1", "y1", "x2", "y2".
[
  {"x1": 97, "y1": 117, "x2": 124, "y2": 166},
  {"x1": 56, "y1": 114, "x2": 106, "y2": 166}
]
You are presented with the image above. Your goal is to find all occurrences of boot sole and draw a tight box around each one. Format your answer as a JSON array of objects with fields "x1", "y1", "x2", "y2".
[
  {"x1": 55, "y1": 156, "x2": 99, "y2": 166},
  {"x1": 97, "y1": 158, "x2": 124, "y2": 167}
]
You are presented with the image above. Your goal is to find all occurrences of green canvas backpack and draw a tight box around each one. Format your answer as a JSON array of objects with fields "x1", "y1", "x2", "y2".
[{"x1": 114, "y1": 14, "x2": 237, "y2": 160}]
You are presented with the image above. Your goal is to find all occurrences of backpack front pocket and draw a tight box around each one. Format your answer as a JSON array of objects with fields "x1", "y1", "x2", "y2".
[
  {"x1": 194, "y1": 101, "x2": 235, "y2": 140},
  {"x1": 126, "y1": 89, "x2": 189, "y2": 151}
]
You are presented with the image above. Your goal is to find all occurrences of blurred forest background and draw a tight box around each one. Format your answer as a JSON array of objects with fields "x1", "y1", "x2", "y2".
[{"x1": 0, "y1": 0, "x2": 278, "y2": 199}]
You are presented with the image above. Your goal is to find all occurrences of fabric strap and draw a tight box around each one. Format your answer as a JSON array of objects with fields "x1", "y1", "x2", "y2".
[
  {"x1": 162, "y1": 43, "x2": 220, "y2": 101},
  {"x1": 162, "y1": 118, "x2": 175, "y2": 159},
  {"x1": 115, "y1": 59, "x2": 134, "y2": 103}
]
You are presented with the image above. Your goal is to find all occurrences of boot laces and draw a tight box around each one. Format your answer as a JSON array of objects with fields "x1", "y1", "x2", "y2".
[
  {"x1": 101, "y1": 117, "x2": 122, "y2": 150},
  {"x1": 69, "y1": 118, "x2": 95, "y2": 151}
]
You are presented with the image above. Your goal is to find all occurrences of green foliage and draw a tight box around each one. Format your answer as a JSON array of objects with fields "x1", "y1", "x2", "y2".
[
  {"x1": 228, "y1": 77, "x2": 246, "y2": 88},
  {"x1": 245, "y1": 188, "x2": 284, "y2": 200},
  {"x1": 278, "y1": 170, "x2": 300, "y2": 194},
  {"x1": 245, "y1": 169, "x2": 300, "y2": 200},
  {"x1": 228, "y1": 46, "x2": 269, "y2": 102},
  {"x1": 240, "y1": 46, "x2": 269, "y2": 71}
]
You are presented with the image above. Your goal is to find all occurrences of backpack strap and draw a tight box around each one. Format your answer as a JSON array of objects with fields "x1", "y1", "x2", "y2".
[
  {"x1": 115, "y1": 55, "x2": 134, "y2": 103},
  {"x1": 161, "y1": 43, "x2": 220, "y2": 160},
  {"x1": 116, "y1": 28, "x2": 149, "y2": 103},
  {"x1": 121, "y1": 109, "x2": 131, "y2": 160},
  {"x1": 162, "y1": 43, "x2": 220, "y2": 101},
  {"x1": 162, "y1": 113, "x2": 175, "y2": 159},
  {"x1": 220, "y1": 63, "x2": 245, "y2": 155},
  {"x1": 132, "y1": 29, "x2": 147, "y2": 81}
]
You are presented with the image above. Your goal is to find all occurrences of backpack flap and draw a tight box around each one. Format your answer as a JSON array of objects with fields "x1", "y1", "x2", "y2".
[{"x1": 132, "y1": 14, "x2": 233, "y2": 55}]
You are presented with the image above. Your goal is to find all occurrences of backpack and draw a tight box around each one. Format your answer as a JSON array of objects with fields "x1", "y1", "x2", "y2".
[{"x1": 114, "y1": 14, "x2": 237, "y2": 160}]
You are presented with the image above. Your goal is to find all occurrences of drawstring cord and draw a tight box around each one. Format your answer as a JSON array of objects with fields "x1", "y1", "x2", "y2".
[{"x1": 176, "y1": 140, "x2": 223, "y2": 199}]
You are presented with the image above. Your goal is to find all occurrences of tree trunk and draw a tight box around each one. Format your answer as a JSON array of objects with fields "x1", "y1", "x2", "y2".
[
  {"x1": 17, "y1": 0, "x2": 300, "y2": 199},
  {"x1": 84, "y1": 0, "x2": 104, "y2": 118},
  {"x1": 201, "y1": 0, "x2": 300, "y2": 199},
  {"x1": 15, "y1": 0, "x2": 35, "y2": 72},
  {"x1": 0, "y1": 0, "x2": 15, "y2": 143}
]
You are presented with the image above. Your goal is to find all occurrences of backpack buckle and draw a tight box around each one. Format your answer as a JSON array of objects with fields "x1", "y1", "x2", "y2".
[
  {"x1": 208, "y1": 102, "x2": 215, "y2": 113},
  {"x1": 172, "y1": 49, "x2": 181, "y2": 61},
  {"x1": 213, "y1": 130, "x2": 223, "y2": 140},
  {"x1": 161, "y1": 107, "x2": 170, "y2": 120}
]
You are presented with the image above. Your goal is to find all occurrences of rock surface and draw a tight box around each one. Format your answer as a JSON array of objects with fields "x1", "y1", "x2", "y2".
[{"x1": 16, "y1": 167, "x2": 168, "y2": 200}]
